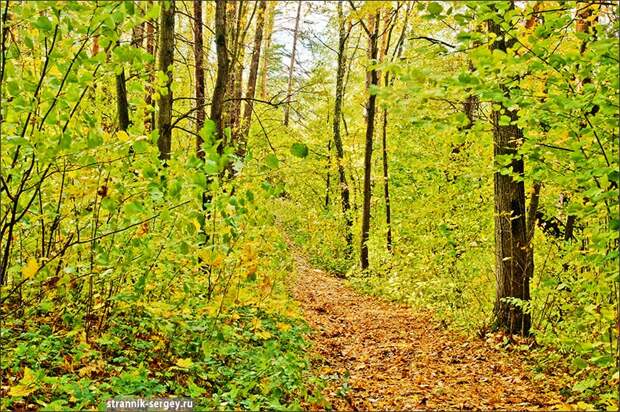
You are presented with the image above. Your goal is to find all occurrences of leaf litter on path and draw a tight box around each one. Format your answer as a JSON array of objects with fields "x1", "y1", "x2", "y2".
[{"x1": 292, "y1": 253, "x2": 567, "y2": 411}]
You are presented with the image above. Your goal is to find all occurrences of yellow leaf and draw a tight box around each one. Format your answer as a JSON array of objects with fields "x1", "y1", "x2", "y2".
[
  {"x1": 605, "y1": 399, "x2": 619, "y2": 411},
  {"x1": 117, "y1": 130, "x2": 129, "y2": 141},
  {"x1": 22, "y1": 258, "x2": 38, "y2": 279},
  {"x1": 210, "y1": 254, "x2": 223, "y2": 267},
  {"x1": 8, "y1": 384, "x2": 36, "y2": 397},
  {"x1": 21, "y1": 367, "x2": 36, "y2": 385},
  {"x1": 175, "y1": 358, "x2": 193, "y2": 369},
  {"x1": 78, "y1": 365, "x2": 96, "y2": 377},
  {"x1": 255, "y1": 330, "x2": 272, "y2": 340},
  {"x1": 276, "y1": 322, "x2": 292, "y2": 332},
  {"x1": 551, "y1": 404, "x2": 574, "y2": 411},
  {"x1": 9, "y1": 367, "x2": 37, "y2": 397},
  {"x1": 576, "y1": 402, "x2": 594, "y2": 410},
  {"x1": 48, "y1": 65, "x2": 62, "y2": 78},
  {"x1": 198, "y1": 249, "x2": 224, "y2": 267},
  {"x1": 246, "y1": 263, "x2": 258, "y2": 276}
]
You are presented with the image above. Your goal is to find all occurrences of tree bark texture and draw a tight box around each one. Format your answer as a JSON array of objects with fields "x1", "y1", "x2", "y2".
[
  {"x1": 238, "y1": 0, "x2": 267, "y2": 158},
  {"x1": 283, "y1": 1, "x2": 302, "y2": 126},
  {"x1": 333, "y1": 0, "x2": 353, "y2": 257},
  {"x1": 193, "y1": 0, "x2": 206, "y2": 159},
  {"x1": 157, "y1": 0, "x2": 175, "y2": 162},
  {"x1": 211, "y1": 0, "x2": 229, "y2": 149},
  {"x1": 360, "y1": 11, "x2": 380, "y2": 271},
  {"x1": 488, "y1": 13, "x2": 532, "y2": 336}
]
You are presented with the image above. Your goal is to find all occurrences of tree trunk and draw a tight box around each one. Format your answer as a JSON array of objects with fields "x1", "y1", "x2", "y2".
[
  {"x1": 333, "y1": 0, "x2": 353, "y2": 257},
  {"x1": 229, "y1": 1, "x2": 249, "y2": 142},
  {"x1": 130, "y1": 9, "x2": 144, "y2": 49},
  {"x1": 565, "y1": 2, "x2": 599, "y2": 240},
  {"x1": 157, "y1": 0, "x2": 175, "y2": 162},
  {"x1": 258, "y1": 1, "x2": 275, "y2": 100},
  {"x1": 527, "y1": 183, "x2": 542, "y2": 243},
  {"x1": 225, "y1": 2, "x2": 238, "y2": 127},
  {"x1": 211, "y1": 0, "x2": 229, "y2": 148},
  {"x1": 115, "y1": 68, "x2": 130, "y2": 131},
  {"x1": 238, "y1": 0, "x2": 267, "y2": 158},
  {"x1": 488, "y1": 14, "x2": 532, "y2": 336},
  {"x1": 378, "y1": 5, "x2": 399, "y2": 255},
  {"x1": 144, "y1": 0, "x2": 155, "y2": 132},
  {"x1": 378, "y1": 2, "x2": 411, "y2": 253},
  {"x1": 283, "y1": 1, "x2": 302, "y2": 126},
  {"x1": 381, "y1": 108, "x2": 392, "y2": 253},
  {"x1": 116, "y1": 1, "x2": 140, "y2": 132},
  {"x1": 193, "y1": 0, "x2": 206, "y2": 159},
  {"x1": 360, "y1": 11, "x2": 380, "y2": 271},
  {"x1": 128, "y1": 12, "x2": 143, "y2": 135},
  {"x1": 325, "y1": 139, "x2": 331, "y2": 210},
  {"x1": 463, "y1": 93, "x2": 476, "y2": 130}
]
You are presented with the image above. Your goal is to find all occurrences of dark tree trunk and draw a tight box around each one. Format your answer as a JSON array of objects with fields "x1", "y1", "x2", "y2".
[
  {"x1": 325, "y1": 139, "x2": 331, "y2": 210},
  {"x1": 128, "y1": 8, "x2": 143, "y2": 135},
  {"x1": 565, "y1": 2, "x2": 600, "y2": 240},
  {"x1": 377, "y1": 5, "x2": 401, "y2": 255},
  {"x1": 488, "y1": 14, "x2": 532, "y2": 336},
  {"x1": 211, "y1": 0, "x2": 229, "y2": 148},
  {"x1": 157, "y1": 0, "x2": 175, "y2": 162},
  {"x1": 381, "y1": 108, "x2": 392, "y2": 253},
  {"x1": 333, "y1": 0, "x2": 353, "y2": 257},
  {"x1": 379, "y1": 4, "x2": 411, "y2": 254},
  {"x1": 116, "y1": 1, "x2": 140, "y2": 132},
  {"x1": 144, "y1": 0, "x2": 156, "y2": 132},
  {"x1": 527, "y1": 183, "x2": 542, "y2": 243},
  {"x1": 360, "y1": 11, "x2": 380, "y2": 271},
  {"x1": 283, "y1": 0, "x2": 302, "y2": 126},
  {"x1": 193, "y1": 0, "x2": 206, "y2": 159},
  {"x1": 115, "y1": 68, "x2": 130, "y2": 131},
  {"x1": 463, "y1": 93, "x2": 477, "y2": 130},
  {"x1": 238, "y1": 0, "x2": 267, "y2": 158}
]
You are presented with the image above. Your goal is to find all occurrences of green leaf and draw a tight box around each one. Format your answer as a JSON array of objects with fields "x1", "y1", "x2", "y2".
[
  {"x1": 427, "y1": 2, "x2": 443, "y2": 16},
  {"x1": 124, "y1": 201, "x2": 144, "y2": 216},
  {"x1": 24, "y1": 36, "x2": 34, "y2": 50},
  {"x1": 590, "y1": 354, "x2": 614, "y2": 367},
  {"x1": 572, "y1": 377, "x2": 597, "y2": 393},
  {"x1": 571, "y1": 357, "x2": 588, "y2": 370},
  {"x1": 60, "y1": 132, "x2": 72, "y2": 149},
  {"x1": 124, "y1": 1, "x2": 135, "y2": 15},
  {"x1": 87, "y1": 130, "x2": 103, "y2": 148},
  {"x1": 201, "y1": 119, "x2": 217, "y2": 142},
  {"x1": 290, "y1": 143, "x2": 308, "y2": 158},
  {"x1": 33, "y1": 16, "x2": 53, "y2": 32},
  {"x1": 265, "y1": 154, "x2": 279, "y2": 169},
  {"x1": 498, "y1": 115, "x2": 512, "y2": 126}
]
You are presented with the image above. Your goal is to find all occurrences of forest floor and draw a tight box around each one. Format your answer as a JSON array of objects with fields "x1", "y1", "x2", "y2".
[{"x1": 292, "y1": 252, "x2": 568, "y2": 411}]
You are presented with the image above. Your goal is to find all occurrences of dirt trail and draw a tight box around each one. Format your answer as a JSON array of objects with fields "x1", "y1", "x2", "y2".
[{"x1": 292, "y1": 253, "x2": 563, "y2": 411}]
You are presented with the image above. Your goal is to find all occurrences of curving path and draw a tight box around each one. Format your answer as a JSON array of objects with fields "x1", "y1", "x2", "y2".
[{"x1": 292, "y1": 253, "x2": 565, "y2": 411}]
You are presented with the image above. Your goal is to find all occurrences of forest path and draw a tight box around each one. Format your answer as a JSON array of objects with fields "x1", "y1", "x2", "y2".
[{"x1": 292, "y1": 253, "x2": 563, "y2": 411}]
